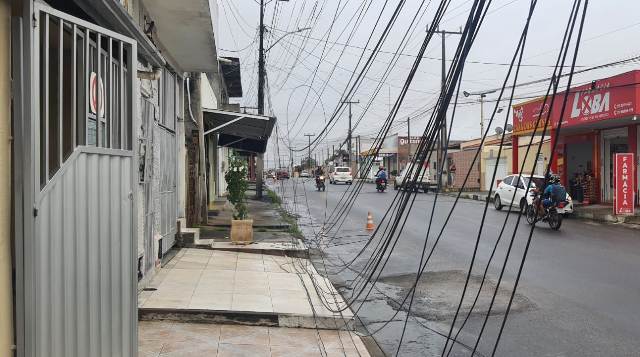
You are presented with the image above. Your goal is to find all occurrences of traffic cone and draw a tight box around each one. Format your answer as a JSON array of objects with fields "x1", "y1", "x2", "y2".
[{"x1": 366, "y1": 212, "x2": 375, "y2": 231}]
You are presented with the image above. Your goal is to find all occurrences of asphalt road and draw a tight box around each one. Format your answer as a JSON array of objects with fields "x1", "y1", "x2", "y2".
[{"x1": 272, "y1": 178, "x2": 640, "y2": 357}]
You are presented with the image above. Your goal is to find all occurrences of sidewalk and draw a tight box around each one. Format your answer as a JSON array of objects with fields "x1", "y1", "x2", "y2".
[
  {"x1": 138, "y1": 194, "x2": 375, "y2": 357},
  {"x1": 139, "y1": 320, "x2": 370, "y2": 357}
]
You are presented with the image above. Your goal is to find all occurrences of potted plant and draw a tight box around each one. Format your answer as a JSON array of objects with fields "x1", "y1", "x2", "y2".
[{"x1": 225, "y1": 157, "x2": 253, "y2": 244}]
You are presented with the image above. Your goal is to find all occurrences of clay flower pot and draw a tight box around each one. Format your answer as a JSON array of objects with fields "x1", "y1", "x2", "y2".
[{"x1": 231, "y1": 219, "x2": 254, "y2": 244}]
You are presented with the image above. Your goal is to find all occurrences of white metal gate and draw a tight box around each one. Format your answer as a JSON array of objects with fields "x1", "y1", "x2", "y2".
[
  {"x1": 21, "y1": 5, "x2": 138, "y2": 357},
  {"x1": 486, "y1": 158, "x2": 507, "y2": 191}
]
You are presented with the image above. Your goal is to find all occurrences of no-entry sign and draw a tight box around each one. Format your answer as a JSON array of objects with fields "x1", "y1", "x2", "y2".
[
  {"x1": 89, "y1": 72, "x2": 105, "y2": 117},
  {"x1": 614, "y1": 153, "x2": 635, "y2": 215}
]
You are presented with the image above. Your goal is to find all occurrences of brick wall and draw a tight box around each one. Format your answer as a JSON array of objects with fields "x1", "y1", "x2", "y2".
[{"x1": 449, "y1": 149, "x2": 481, "y2": 190}]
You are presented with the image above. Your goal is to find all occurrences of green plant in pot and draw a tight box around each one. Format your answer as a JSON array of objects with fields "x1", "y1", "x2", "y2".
[{"x1": 225, "y1": 157, "x2": 253, "y2": 244}]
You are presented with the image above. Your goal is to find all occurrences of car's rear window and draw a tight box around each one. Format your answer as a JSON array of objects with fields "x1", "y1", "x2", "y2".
[
  {"x1": 336, "y1": 168, "x2": 350, "y2": 172},
  {"x1": 523, "y1": 177, "x2": 545, "y2": 189}
]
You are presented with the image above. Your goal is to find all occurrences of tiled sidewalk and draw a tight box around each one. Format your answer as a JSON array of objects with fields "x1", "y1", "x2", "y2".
[
  {"x1": 138, "y1": 248, "x2": 353, "y2": 324},
  {"x1": 139, "y1": 320, "x2": 370, "y2": 357}
]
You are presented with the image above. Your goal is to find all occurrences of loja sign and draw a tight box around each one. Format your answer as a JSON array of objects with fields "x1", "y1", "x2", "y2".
[
  {"x1": 512, "y1": 70, "x2": 640, "y2": 134},
  {"x1": 614, "y1": 153, "x2": 635, "y2": 215}
]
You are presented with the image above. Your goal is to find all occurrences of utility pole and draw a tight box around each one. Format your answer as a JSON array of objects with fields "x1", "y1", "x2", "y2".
[
  {"x1": 253, "y1": 0, "x2": 266, "y2": 198},
  {"x1": 304, "y1": 133, "x2": 315, "y2": 170},
  {"x1": 431, "y1": 26, "x2": 462, "y2": 191},
  {"x1": 341, "y1": 99, "x2": 359, "y2": 171}
]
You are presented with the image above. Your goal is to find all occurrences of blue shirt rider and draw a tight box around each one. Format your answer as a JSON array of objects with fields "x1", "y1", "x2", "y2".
[
  {"x1": 376, "y1": 166, "x2": 388, "y2": 182},
  {"x1": 542, "y1": 175, "x2": 566, "y2": 208}
]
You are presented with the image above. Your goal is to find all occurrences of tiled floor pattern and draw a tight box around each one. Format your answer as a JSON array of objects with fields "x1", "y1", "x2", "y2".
[
  {"x1": 139, "y1": 249, "x2": 352, "y2": 319},
  {"x1": 139, "y1": 321, "x2": 370, "y2": 357}
]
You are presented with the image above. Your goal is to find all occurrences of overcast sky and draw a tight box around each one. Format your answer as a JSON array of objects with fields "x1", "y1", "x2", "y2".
[{"x1": 215, "y1": 0, "x2": 640, "y2": 167}]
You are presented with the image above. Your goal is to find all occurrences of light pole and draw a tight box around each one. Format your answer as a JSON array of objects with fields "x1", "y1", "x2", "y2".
[
  {"x1": 463, "y1": 90, "x2": 503, "y2": 138},
  {"x1": 463, "y1": 90, "x2": 504, "y2": 191},
  {"x1": 264, "y1": 27, "x2": 311, "y2": 53},
  {"x1": 304, "y1": 133, "x2": 315, "y2": 170},
  {"x1": 341, "y1": 99, "x2": 359, "y2": 171}
]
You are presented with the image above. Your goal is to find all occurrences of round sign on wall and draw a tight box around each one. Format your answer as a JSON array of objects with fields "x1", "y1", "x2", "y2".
[{"x1": 89, "y1": 72, "x2": 105, "y2": 117}]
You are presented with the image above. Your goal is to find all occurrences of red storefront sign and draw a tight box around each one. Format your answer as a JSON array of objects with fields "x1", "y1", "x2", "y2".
[
  {"x1": 614, "y1": 153, "x2": 635, "y2": 215},
  {"x1": 513, "y1": 70, "x2": 640, "y2": 134}
]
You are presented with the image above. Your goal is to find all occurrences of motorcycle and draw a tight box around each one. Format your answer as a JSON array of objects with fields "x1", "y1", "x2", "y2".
[
  {"x1": 525, "y1": 189, "x2": 567, "y2": 230},
  {"x1": 315, "y1": 175, "x2": 326, "y2": 191},
  {"x1": 375, "y1": 178, "x2": 387, "y2": 192}
]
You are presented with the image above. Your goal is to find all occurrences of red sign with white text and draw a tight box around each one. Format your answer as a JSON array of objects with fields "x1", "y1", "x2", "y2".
[
  {"x1": 512, "y1": 70, "x2": 640, "y2": 134},
  {"x1": 614, "y1": 153, "x2": 635, "y2": 215}
]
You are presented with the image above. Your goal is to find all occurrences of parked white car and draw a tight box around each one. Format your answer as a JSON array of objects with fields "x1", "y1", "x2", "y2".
[
  {"x1": 394, "y1": 164, "x2": 431, "y2": 193},
  {"x1": 329, "y1": 166, "x2": 353, "y2": 184},
  {"x1": 493, "y1": 174, "x2": 573, "y2": 213},
  {"x1": 299, "y1": 171, "x2": 310, "y2": 178}
]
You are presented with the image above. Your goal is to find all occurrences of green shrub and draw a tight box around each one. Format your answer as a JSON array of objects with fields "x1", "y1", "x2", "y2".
[{"x1": 225, "y1": 156, "x2": 249, "y2": 220}]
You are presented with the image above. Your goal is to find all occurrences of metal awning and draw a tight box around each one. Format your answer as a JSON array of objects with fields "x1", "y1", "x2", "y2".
[{"x1": 203, "y1": 109, "x2": 276, "y2": 153}]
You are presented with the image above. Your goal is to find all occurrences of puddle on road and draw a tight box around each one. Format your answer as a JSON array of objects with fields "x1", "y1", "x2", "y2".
[{"x1": 378, "y1": 270, "x2": 535, "y2": 321}]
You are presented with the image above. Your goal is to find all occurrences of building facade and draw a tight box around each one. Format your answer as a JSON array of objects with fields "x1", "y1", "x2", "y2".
[{"x1": 512, "y1": 70, "x2": 640, "y2": 206}]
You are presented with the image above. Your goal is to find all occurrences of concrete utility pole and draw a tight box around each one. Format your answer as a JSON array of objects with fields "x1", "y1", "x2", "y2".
[
  {"x1": 304, "y1": 133, "x2": 315, "y2": 169},
  {"x1": 341, "y1": 99, "x2": 359, "y2": 171},
  {"x1": 432, "y1": 26, "x2": 462, "y2": 191}
]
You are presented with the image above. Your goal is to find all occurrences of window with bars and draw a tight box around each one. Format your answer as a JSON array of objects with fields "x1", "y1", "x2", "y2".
[{"x1": 37, "y1": 11, "x2": 133, "y2": 189}]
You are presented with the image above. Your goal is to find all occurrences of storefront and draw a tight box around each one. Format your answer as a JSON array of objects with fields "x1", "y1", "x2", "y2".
[{"x1": 512, "y1": 70, "x2": 640, "y2": 205}]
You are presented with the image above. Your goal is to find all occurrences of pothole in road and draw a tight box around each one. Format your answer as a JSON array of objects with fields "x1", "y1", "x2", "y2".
[{"x1": 378, "y1": 270, "x2": 535, "y2": 321}]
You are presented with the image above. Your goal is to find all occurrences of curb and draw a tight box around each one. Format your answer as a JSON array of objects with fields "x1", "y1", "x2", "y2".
[{"x1": 138, "y1": 308, "x2": 355, "y2": 330}]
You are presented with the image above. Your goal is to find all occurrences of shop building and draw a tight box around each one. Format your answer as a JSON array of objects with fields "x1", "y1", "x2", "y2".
[{"x1": 512, "y1": 70, "x2": 639, "y2": 206}]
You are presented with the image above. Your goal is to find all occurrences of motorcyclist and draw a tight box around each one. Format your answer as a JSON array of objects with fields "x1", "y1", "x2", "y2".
[
  {"x1": 314, "y1": 166, "x2": 325, "y2": 184},
  {"x1": 542, "y1": 174, "x2": 567, "y2": 209},
  {"x1": 376, "y1": 166, "x2": 388, "y2": 184}
]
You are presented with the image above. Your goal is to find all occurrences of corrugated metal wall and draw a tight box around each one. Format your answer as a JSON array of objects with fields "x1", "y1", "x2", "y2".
[{"x1": 34, "y1": 148, "x2": 136, "y2": 357}]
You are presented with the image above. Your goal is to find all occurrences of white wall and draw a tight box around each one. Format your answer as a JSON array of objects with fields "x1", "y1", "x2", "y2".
[{"x1": 201, "y1": 72, "x2": 219, "y2": 110}]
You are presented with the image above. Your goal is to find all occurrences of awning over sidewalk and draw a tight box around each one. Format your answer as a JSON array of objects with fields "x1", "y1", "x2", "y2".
[{"x1": 203, "y1": 109, "x2": 276, "y2": 153}]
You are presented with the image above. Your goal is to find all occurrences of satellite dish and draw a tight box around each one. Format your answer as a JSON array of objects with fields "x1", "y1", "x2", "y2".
[
  {"x1": 495, "y1": 127, "x2": 504, "y2": 135},
  {"x1": 505, "y1": 123, "x2": 514, "y2": 132}
]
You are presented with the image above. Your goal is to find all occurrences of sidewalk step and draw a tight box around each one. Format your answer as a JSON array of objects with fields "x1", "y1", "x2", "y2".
[{"x1": 138, "y1": 308, "x2": 354, "y2": 330}]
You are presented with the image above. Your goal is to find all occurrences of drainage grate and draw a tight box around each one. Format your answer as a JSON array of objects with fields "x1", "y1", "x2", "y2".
[{"x1": 142, "y1": 287, "x2": 157, "y2": 292}]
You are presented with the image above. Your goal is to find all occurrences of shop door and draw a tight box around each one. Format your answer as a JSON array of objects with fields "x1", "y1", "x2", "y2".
[
  {"x1": 602, "y1": 128, "x2": 629, "y2": 202},
  {"x1": 19, "y1": 5, "x2": 138, "y2": 357}
]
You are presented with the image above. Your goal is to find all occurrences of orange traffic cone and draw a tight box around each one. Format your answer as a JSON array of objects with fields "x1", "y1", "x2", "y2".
[{"x1": 366, "y1": 212, "x2": 375, "y2": 231}]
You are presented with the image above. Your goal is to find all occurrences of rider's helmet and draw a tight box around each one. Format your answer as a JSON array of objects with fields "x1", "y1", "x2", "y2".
[{"x1": 545, "y1": 172, "x2": 554, "y2": 184}]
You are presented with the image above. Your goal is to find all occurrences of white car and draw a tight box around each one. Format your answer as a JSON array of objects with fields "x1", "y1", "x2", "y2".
[
  {"x1": 329, "y1": 167, "x2": 353, "y2": 184},
  {"x1": 299, "y1": 171, "x2": 310, "y2": 178},
  {"x1": 493, "y1": 174, "x2": 573, "y2": 213},
  {"x1": 394, "y1": 164, "x2": 431, "y2": 193}
]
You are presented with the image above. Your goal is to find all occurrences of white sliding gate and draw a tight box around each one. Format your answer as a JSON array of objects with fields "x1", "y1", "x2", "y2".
[{"x1": 18, "y1": 4, "x2": 138, "y2": 357}]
